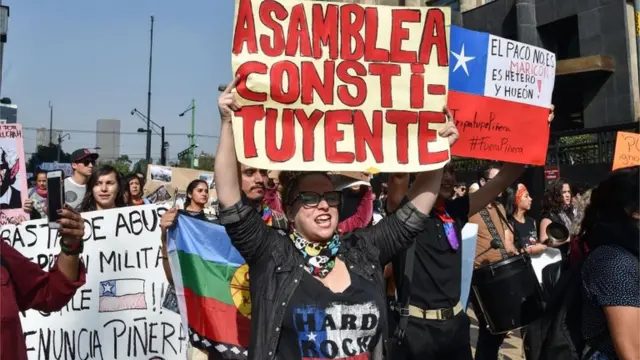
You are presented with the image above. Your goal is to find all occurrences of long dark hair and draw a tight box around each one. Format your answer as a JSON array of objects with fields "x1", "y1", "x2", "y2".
[
  {"x1": 184, "y1": 179, "x2": 208, "y2": 209},
  {"x1": 579, "y1": 167, "x2": 639, "y2": 253},
  {"x1": 504, "y1": 185, "x2": 518, "y2": 218},
  {"x1": 79, "y1": 165, "x2": 126, "y2": 212},
  {"x1": 542, "y1": 178, "x2": 571, "y2": 215}
]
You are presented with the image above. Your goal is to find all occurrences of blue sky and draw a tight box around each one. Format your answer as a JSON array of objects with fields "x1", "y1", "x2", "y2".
[{"x1": 3, "y1": 0, "x2": 235, "y2": 162}]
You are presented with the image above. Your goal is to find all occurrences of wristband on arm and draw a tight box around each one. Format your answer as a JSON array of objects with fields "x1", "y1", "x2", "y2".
[{"x1": 60, "y1": 238, "x2": 84, "y2": 255}]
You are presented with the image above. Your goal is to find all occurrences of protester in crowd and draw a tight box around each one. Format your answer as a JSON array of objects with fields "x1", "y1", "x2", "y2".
[
  {"x1": 125, "y1": 174, "x2": 148, "y2": 206},
  {"x1": 579, "y1": 167, "x2": 639, "y2": 359},
  {"x1": 65, "y1": 148, "x2": 99, "y2": 209},
  {"x1": 385, "y1": 110, "x2": 554, "y2": 360},
  {"x1": 468, "y1": 169, "x2": 486, "y2": 194},
  {"x1": 505, "y1": 183, "x2": 546, "y2": 255},
  {"x1": 264, "y1": 170, "x2": 284, "y2": 213},
  {"x1": 78, "y1": 165, "x2": 126, "y2": 212},
  {"x1": 338, "y1": 183, "x2": 375, "y2": 233},
  {"x1": 569, "y1": 189, "x2": 593, "y2": 265},
  {"x1": 0, "y1": 205, "x2": 86, "y2": 360},
  {"x1": 213, "y1": 79, "x2": 457, "y2": 359},
  {"x1": 28, "y1": 170, "x2": 48, "y2": 219},
  {"x1": 539, "y1": 179, "x2": 576, "y2": 257},
  {"x1": 238, "y1": 164, "x2": 288, "y2": 231},
  {"x1": 453, "y1": 181, "x2": 467, "y2": 199}
]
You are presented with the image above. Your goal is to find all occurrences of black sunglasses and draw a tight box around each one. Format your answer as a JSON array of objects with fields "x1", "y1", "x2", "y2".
[
  {"x1": 76, "y1": 158, "x2": 95, "y2": 166},
  {"x1": 290, "y1": 191, "x2": 342, "y2": 208}
]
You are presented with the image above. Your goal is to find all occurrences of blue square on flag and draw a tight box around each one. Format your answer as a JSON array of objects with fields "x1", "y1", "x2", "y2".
[{"x1": 449, "y1": 26, "x2": 489, "y2": 96}]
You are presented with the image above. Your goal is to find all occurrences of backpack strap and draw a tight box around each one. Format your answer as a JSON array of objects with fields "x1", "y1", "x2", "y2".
[{"x1": 391, "y1": 243, "x2": 416, "y2": 343}]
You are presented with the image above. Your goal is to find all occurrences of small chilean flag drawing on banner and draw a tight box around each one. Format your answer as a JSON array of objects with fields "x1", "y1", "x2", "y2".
[
  {"x1": 98, "y1": 278, "x2": 148, "y2": 312},
  {"x1": 448, "y1": 26, "x2": 556, "y2": 165}
]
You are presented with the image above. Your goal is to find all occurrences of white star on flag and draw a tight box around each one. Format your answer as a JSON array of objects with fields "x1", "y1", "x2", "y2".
[
  {"x1": 102, "y1": 282, "x2": 113, "y2": 294},
  {"x1": 307, "y1": 332, "x2": 317, "y2": 341},
  {"x1": 451, "y1": 44, "x2": 475, "y2": 76}
]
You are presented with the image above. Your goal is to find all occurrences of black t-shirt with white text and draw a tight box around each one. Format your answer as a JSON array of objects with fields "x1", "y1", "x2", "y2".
[{"x1": 277, "y1": 270, "x2": 384, "y2": 359}]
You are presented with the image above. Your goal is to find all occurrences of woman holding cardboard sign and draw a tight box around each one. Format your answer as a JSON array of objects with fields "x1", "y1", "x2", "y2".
[{"x1": 214, "y1": 77, "x2": 459, "y2": 360}]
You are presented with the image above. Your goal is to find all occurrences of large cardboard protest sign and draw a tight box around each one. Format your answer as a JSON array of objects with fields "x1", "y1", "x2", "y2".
[
  {"x1": 232, "y1": 0, "x2": 451, "y2": 173},
  {"x1": 0, "y1": 124, "x2": 29, "y2": 225},
  {"x1": 146, "y1": 165, "x2": 217, "y2": 202},
  {"x1": 448, "y1": 26, "x2": 555, "y2": 165},
  {"x1": 1, "y1": 205, "x2": 188, "y2": 360},
  {"x1": 612, "y1": 131, "x2": 640, "y2": 170}
]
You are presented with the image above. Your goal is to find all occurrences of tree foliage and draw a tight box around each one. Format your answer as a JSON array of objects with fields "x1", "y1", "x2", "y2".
[
  {"x1": 26, "y1": 144, "x2": 71, "y2": 173},
  {"x1": 168, "y1": 152, "x2": 214, "y2": 171},
  {"x1": 99, "y1": 155, "x2": 133, "y2": 174}
]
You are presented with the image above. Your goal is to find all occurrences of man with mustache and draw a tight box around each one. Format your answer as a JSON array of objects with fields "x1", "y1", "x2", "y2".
[{"x1": 239, "y1": 164, "x2": 288, "y2": 232}]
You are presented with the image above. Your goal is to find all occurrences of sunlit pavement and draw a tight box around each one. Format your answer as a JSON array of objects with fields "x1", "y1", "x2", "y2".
[{"x1": 468, "y1": 309, "x2": 524, "y2": 360}]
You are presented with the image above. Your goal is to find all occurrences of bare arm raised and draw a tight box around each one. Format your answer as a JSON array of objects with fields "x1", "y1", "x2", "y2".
[{"x1": 214, "y1": 77, "x2": 243, "y2": 209}]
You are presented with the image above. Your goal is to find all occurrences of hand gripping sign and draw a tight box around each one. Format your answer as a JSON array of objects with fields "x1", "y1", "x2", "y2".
[{"x1": 230, "y1": 0, "x2": 452, "y2": 173}]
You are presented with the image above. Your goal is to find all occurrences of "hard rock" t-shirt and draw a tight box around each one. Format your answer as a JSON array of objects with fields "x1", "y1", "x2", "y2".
[{"x1": 277, "y1": 270, "x2": 383, "y2": 359}]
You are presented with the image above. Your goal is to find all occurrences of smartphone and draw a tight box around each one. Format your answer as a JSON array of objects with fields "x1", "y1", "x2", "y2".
[{"x1": 47, "y1": 170, "x2": 64, "y2": 229}]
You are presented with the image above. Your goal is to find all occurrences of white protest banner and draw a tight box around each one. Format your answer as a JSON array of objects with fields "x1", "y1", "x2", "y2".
[{"x1": 1, "y1": 204, "x2": 188, "y2": 360}]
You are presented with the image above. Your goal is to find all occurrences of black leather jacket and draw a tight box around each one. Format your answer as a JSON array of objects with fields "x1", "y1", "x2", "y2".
[{"x1": 219, "y1": 200, "x2": 430, "y2": 360}]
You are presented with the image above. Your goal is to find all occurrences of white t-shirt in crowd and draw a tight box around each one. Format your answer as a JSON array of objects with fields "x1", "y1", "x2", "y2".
[{"x1": 64, "y1": 177, "x2": 86, "y2": 210}]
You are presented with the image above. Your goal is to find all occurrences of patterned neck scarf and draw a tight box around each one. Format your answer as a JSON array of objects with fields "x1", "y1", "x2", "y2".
[
  {"x1": 261, "y1": 203, "x2": 273, "y2": 227},
  {"x1": 290, "y1": 230, "x2": 341, "y2": 278},
  {"x1": 434, "y1": 201, "x2": 459, "y2": 250}
]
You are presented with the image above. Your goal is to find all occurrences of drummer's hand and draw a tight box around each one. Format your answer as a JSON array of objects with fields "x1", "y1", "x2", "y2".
[{"x1": 504, "y1": 242, "x2": 519, "y2": 256}]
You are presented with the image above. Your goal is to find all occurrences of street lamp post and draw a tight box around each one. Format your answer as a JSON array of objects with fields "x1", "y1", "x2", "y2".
[
  {"x1": 48, "y1": 101, "x2": 53, "y2": 145},
  {"x1": 132, "y1": 108, "x2": 166, "y2": 165},
  {"x1": 57, "y1": 133, "x2": 70, "y2": 162},
  {"x1": 145, "y1": 15, "x2": 154, "y2": 164},
  {"x1": 178, "y1": 99, "x2": 196, "y2": 168},
  {"x1": 137, "y1": 127, "x2": 166, "y2": 165},
  {"x1": 0, "y1": 4, "x2": 10, "y2": 97}
]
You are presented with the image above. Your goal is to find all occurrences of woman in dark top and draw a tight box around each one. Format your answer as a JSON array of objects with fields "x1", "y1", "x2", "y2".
[
  {"x1": 213, "y1": 78, "x2": 459, "y2": 360},
  {"x1": 505, "y1": 183, "x2": 546, "y2": 254},
  {"x1": 539, "y1": 179, "x2": 575, "y2": 256},
  {"x1": 579, "y1": 167, "x2": 639, "y2": 359}
]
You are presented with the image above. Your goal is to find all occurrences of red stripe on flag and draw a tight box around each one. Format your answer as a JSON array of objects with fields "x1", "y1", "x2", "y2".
[
  {"x1": 184, "y1": 287, "x2": 251, "y2": 346},
  {"x1": 449, "y1": 90, "x2": 550, "y2": 165}
]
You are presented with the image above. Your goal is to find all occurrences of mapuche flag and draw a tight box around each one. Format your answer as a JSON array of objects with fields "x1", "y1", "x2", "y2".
[{"x1": 167, "y1": 214, "x2": 251, "y2": 359}]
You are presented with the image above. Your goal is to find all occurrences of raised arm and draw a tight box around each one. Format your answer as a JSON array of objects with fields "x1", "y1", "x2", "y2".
[
  {"x1": 338, "y1": 186, "x2": 374, "y2": 233},
  {"x1": 214, "y1": 77, "x2": 243, "y2": 208},
  {"x1": 214, "y1": 78, "x2": 276, "y2": 263}
]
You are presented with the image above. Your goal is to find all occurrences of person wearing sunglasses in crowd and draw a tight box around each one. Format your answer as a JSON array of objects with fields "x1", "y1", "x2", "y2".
[
  {"x1": 213, "y1": 78, "x2": 459, "y2": 360},
  {"x1": 64, "y1": 149, "x2": 99, "y2": 210}
]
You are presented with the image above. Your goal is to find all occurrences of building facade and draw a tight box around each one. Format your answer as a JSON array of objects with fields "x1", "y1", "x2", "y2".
[
  {"x1": 36, "y1": 128, "x2": 62, "y2": 147},
  {"x1": 95, "y1": 119, "x2": 121, "y2": 162},
  {"x1": 462, "y1": 0, "x2": 639, "y2": 130}
]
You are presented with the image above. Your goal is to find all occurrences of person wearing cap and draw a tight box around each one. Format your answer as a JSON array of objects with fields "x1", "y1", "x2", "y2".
[{"x1": 65, "y1": 149, "x2": 99, "y2": 210}]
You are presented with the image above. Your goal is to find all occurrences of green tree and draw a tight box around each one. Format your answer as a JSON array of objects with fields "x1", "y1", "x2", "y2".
[
  {"x1": 100, "y1": 155, "x2": 132, "y2": 174},
  {"x1": 26, "y1": 144, "x2": 71, "y2": 173},
  {"x1": 133, "y1": 159, "x2": 149, "y2": 176}
]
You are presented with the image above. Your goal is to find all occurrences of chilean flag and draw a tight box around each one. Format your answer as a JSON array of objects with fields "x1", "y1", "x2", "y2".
[{"x1": 448, "y1": 26, "x2": 555, "y2": 165}]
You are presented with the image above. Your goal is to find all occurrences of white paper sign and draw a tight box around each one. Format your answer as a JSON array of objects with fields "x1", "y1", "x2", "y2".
[
  {"x1": 484, "y1": 35, "x2": 555, "y2": 108},
  {"x1": 1, "y1": 205, "x2": 188, "y2": 360}
]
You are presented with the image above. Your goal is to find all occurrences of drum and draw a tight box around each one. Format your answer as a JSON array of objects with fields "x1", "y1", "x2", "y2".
[{"x1": 471, "y1": 255, "x2": 544, "y2": 334}]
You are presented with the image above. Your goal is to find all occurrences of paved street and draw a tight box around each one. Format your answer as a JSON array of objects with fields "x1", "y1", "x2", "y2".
[{"x1": 468, "y1": 309, "x2": 524, "y2": 360}]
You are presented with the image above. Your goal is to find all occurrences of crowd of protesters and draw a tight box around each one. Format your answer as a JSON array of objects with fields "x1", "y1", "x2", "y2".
[{"x1": 1, "y1": 110, "x2": 638, "y2": 359}]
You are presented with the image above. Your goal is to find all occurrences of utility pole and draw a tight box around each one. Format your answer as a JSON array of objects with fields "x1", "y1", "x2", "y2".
[
  {"x1": 48, "y1": 101, "x2": 53, "y2": 145},
  {"x1": 160, "y1": 126, "x2": 166, "y2": 166},
  {"x1": 145, "y1": 15, "x2": 154, "y2": 164},
  {"x1": 57, "y1": 133, "x2": 70, "y2": 162},
  {"x1": 190, "y1": 98, "x2": 196, "y2": 168}
]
